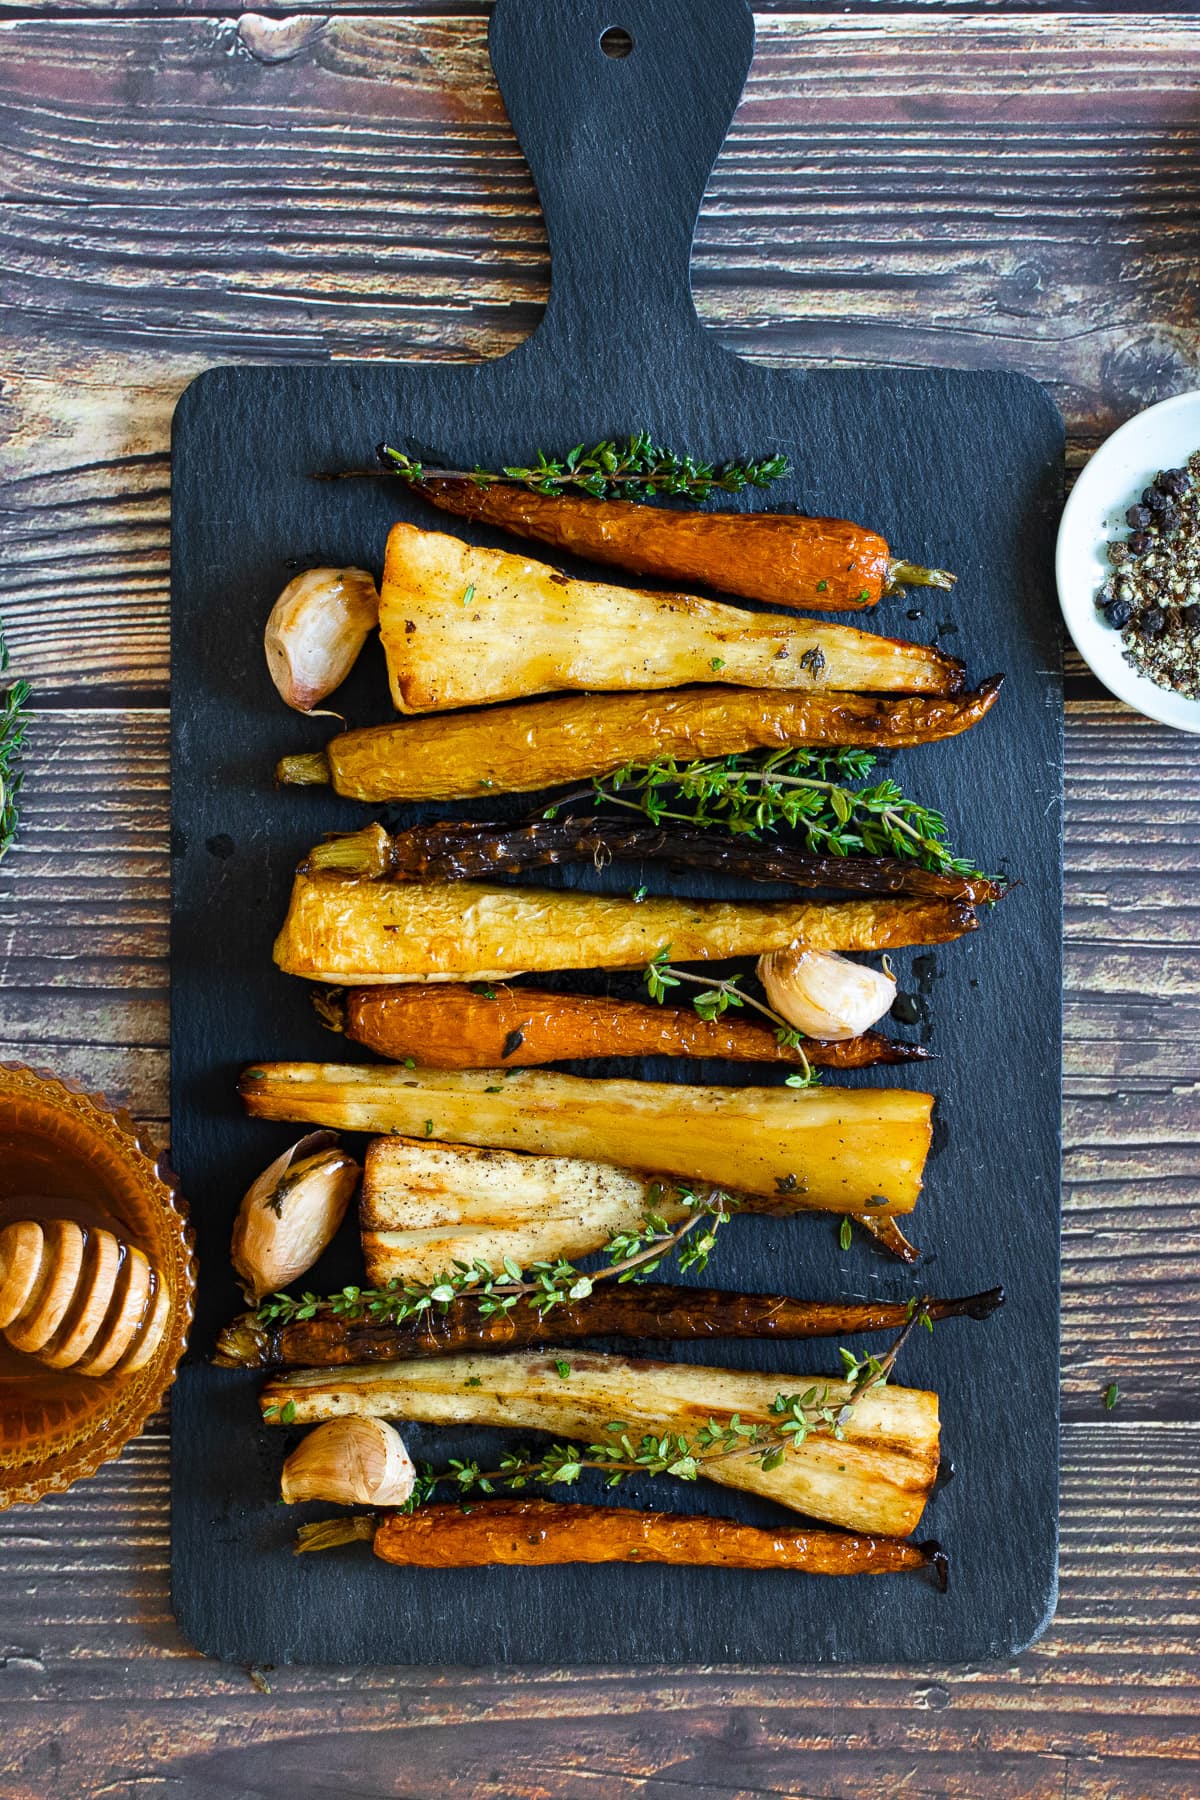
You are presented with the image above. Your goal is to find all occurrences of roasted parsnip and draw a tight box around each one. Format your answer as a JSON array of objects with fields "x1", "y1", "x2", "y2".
[
  {"x1": 379, "y1": 524, "x2": 965, "y2": 713},
  {"x1": 301, "y1": 1499, "x2": 948, "y2": 1582},
  {"x1": 332, "y1": 982, "x2": 928, "y2": 1070},
  {"x1": 273, "y1": 874, "x2": 978, "y2": 984},
  {"x1": 304, "y1": 818, "x2": 1001, "y2": 905},
  {"x1": 276, "y1": 682, "x2": 1003, "y2": 804},
  {"x1": 261, "y1": 1348, "x2": 942, "y2": 1535},
  {"x1": 355, "y1": 1135, "x2": 927, "y2": 1282},
  {"x1": 217, "y1": 1286, "x2": 1004, "y2": 1370},
  {"x1": 239, "y1": 1075, "x2": 933, "y2": 1215},
  {"x1": 405, "y1": 476, "x2": 954, "y2": 612}
]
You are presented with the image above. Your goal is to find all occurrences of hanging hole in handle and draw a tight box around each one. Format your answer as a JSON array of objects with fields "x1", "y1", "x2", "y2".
[{"x1": 599, "y1": 26, "x2": 634, "y2": 58}]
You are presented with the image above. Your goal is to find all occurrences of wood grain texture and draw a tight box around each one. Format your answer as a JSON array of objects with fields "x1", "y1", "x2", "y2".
[
  {"x1": 2, "y1": 1422, "x2": 1200, "y2": 1794},
  {"x1": 0, "y1": 0, "x2": 1197, "y2": 1789},
  {"x1": 4, "y1": 13, "x2": 1200, "y2": 689}
]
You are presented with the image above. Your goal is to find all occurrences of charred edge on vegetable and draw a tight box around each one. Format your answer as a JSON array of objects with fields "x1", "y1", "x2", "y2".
[
  {"x1": 303, "y1": 818, "x2": 1001, "y2": 905},
  {"x1": 919, "y1": 1540, "x2": 950, "y2": 1592}
]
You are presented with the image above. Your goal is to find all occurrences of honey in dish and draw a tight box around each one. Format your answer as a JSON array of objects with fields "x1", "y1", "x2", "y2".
[{"x1": 0, "y1": 1135, "x2": 164, "y2": 1450}]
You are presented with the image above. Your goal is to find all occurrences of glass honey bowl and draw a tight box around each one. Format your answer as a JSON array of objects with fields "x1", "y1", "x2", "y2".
[{"x1": 0, "y1": 1064, "x2": 195, "y2": 1508}]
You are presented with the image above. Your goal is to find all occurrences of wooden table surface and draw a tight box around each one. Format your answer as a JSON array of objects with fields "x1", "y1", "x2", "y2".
[{"x1": 2, "y1": 5, "x2": 1199, "y2": 1795}]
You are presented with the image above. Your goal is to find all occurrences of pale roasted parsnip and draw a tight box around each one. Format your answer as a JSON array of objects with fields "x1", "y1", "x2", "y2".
[
  {"x1": 378, "y1": 524, "x2": 966, "y2": 713},
  {"x1": 272, "y1": 874, "x2": 977, "y2": 984},
  {"x1": 262, "y1": 1348, "x2": 941, "y2": 1536},
  {"x1": 239, "y1": 1067, "x2": 933, "y2": 1213}
]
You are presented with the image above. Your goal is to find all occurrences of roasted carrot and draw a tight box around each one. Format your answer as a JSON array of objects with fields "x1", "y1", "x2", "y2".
[
  {"x1": 861, "y1": 1214, "x2": 923, "y2": 1264},
  {"x1": 329, "y1": 982, "x2": 926, "y2": 1071},
  {"x1": 353, "y1": 1134, "x2": 927, "y2": 1283},
  {"x1": 276, "y1": 681, "x2": 1004, "y2": 803},
  {"x1": 216, "y1": 1286, "x2": 1003, "y2": 1370},
  {"x1": 409, "y1": 477, "x2": 955, "y2": 613},
  {"x1": 304, "y1": 819, "x2": 1002, "y2": 905},
  {"x1": 299, "y1": 1499, "x2": 948, "y2": 1583}
]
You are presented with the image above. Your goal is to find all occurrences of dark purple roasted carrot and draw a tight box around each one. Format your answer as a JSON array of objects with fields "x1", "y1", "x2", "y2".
[
  {"x1": 403, "y1": 475, "x2": 954, "y2": 613},
  {"x1": 303, "y1": 818, "x2": 1002, "y2": 906},
  {"x1": 299, "y1": 1498, "x2": 948, "y2": 1583},
  {"x1": 215, "y1": 1285, "x2": 1003, "y2": 1370},
  {"x1": 323, "y1": 981, "x2": 926, "y2": 1072}
]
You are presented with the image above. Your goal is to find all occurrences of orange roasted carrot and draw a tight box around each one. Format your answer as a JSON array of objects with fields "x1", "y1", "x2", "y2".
[
  {"x1": 299, "y1": 1499, "x2": 947, "y2": 1583},
  {"x1": 410, "y1": 478, "x2": 954, "y2": 612},
  {"x1": 331, "y1": 983, "x2": 927, "y2": 1070}
]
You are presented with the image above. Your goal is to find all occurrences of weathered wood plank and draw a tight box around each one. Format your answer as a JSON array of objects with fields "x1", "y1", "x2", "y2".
[
  {"x1": 4, "y1": 15, "x2": 1200, "y2": 688},
  {"x1": 1, "y1": 1423, "x2": 1199, "y2": 1799},
  {"x1": 0, "y1": 708, "x2": 168, "y2": 985},
  {"x1": 0, "y1": 1, "x2": 1194, "y2": 18}
]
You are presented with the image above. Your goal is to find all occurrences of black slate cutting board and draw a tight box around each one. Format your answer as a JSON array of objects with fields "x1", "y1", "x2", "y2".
[{"x1": 169, "y1": 0, "x2": 1063, "y2": 1666}]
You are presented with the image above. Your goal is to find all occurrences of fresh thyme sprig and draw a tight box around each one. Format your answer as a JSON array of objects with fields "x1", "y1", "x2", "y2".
[
  {"x1": 398, "y1": 1303, "x2": 933, "y2": 1510},
  {"x1": 571, "y1": 745, "x2": 984, "y2": 880},
  {"x1": 0, "y1": 627, "x2": 31, "y2": 862},
  {"x1": 643, "y1": 948, "x2": 818, "y2": 1087},
  {"x1": 256, "y1": 1184, "x2": 739, "y2": 1330},
  {"x1": 378, "y1": 433, "x2": 790, "y2": 503}
]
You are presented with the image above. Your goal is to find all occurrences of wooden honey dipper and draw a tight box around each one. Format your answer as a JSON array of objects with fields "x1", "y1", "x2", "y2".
[{"x1": 0, "y1": 1218, "x2": 170, "y2": 1378}]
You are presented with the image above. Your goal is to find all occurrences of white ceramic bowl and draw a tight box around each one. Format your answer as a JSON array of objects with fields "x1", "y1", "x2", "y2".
[{"x1": 1056, "y1": 389, "x2": 1200, "y2": 733}]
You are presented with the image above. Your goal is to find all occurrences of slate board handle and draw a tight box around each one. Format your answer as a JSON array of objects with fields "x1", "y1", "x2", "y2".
[{"x1": 489, "y1": 0, "x2": 755, "y2": 369}]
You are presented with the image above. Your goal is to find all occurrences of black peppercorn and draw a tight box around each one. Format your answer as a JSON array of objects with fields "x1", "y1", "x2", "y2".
[
  {"x1": 1139, "y1": 606, "x2": 1167, "y2": 638},
  {"x1": 1126, "y1": 504, "x2": 1152, "y2": 529},
  {"x1": 1129, "y1": 530, "x2": 1154, "y2": 555},
  {"x1": 1156, "y1": 468, "x2": 1190, "y2": 500},
  {"x1": 1105, "y1": 597, "x2": 1134, "y2": 629}
]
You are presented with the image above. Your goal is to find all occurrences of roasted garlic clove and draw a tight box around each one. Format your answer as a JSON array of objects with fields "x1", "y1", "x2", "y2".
[
  {"x1": 757, "y1": 947, "x2": 897, "y2": 1042},
  {"x1": 264, "y1": 567, "x2": 380, "y2": 712},
  {"x1": 280, "y1": 1415, "x2": 415, "y2": 1507},
  {"x1": 231, "y1": 1131, "x2": 361, "y2": 1304}
]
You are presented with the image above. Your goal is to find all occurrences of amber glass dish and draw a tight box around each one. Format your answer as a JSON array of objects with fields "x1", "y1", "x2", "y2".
[{"x1": 0, "y1": 1065, "x2": 195, "y2": 1508}]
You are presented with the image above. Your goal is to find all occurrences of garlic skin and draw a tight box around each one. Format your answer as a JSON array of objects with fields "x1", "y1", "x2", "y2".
[
  {"x1": 264, "y1": 567, "x2": 380, "y2": 711},
  {"x1": 757, "y1": 948, "x2": 896, "y2": 1043},
  {"x1": 281, "y1": 1416, "x2": 416, "y2": 1507},
  {"x1": 231, "y1": 1131, "x2": 361, "y2": 1303}
]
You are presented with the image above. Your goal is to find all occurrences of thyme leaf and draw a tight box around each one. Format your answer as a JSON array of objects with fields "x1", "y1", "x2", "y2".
[
  {"x1": 397, "y1": 1305, "x2": 932, "y2": 1509},
  {"x1": 0, "y1": 626, "x2": 31, "y2": 864},
  {"x1": 642, "y1": 949, "x2": 818, "y2": 1087},
  {"x1": 591, "y1": 746, "x2": 986, "y2": 879},
  {"x1": 255, "y1": 1185, "x2": 741, "y2": 1329},
  {"x1": 378, "y1": 433, "x2": 790, "y2": 504}
]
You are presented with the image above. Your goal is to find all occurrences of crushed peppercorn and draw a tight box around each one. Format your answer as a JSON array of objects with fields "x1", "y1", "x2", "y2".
[{"x1": 1096, "y1": 453, "x2": 1200, "y2": 698}]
